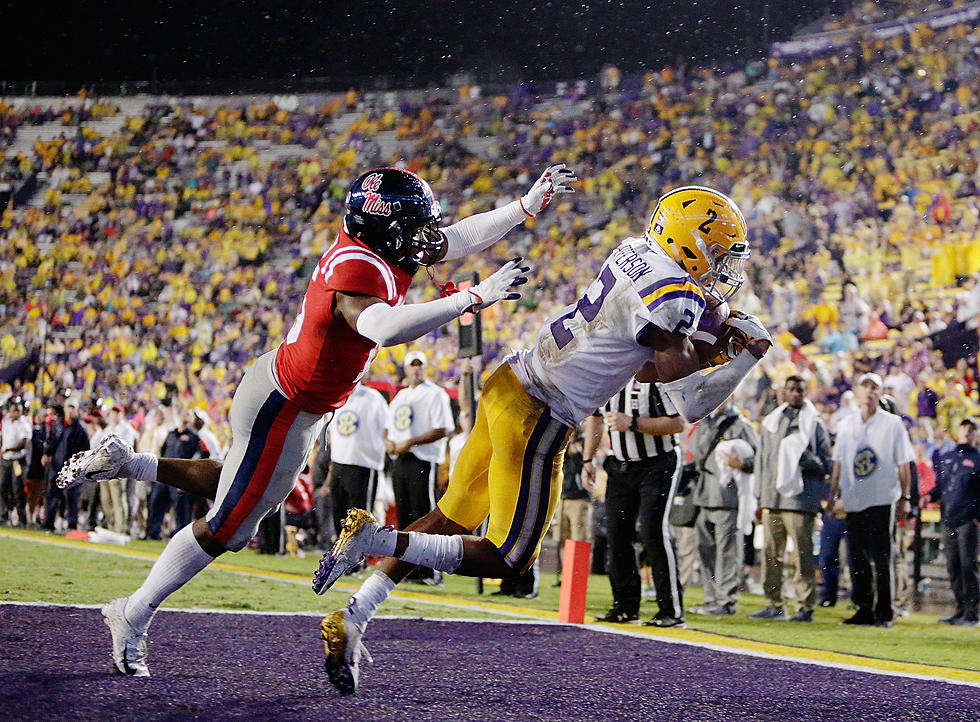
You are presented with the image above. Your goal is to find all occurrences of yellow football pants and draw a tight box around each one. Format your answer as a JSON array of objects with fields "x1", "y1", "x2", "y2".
[{"x1": 438, "y1": 363, "x2": 571, "y2": 573}]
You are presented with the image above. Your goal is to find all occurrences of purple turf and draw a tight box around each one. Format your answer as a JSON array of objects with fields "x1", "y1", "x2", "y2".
[{"x1": 1, "y1": 605, "x2": 978, "y2": 721}]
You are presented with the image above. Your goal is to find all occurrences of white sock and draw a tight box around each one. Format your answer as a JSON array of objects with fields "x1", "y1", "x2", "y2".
[
  {"x1": 125, "y1": 524, "x2": 215, "y2": 630},
  {"x1": 346, "y1": 571, "x2": 396, "y2": 626},
  {"x1": 369, "y1": 525, "x2": 399, "y2": 557},
  {"x1": 121, "y1": 453, "x2": 158, "y2": 482},
  {"x1": 397, "y1": 532, "x2": 464, "y2": 573}
]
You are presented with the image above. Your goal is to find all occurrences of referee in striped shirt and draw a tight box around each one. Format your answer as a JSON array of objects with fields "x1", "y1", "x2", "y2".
[{"x1": 584, "y1": 376, "x2": 686, "y2": 627}]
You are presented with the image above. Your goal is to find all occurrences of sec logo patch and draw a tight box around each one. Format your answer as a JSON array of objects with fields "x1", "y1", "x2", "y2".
[
  {"x1": 393, "y1": 405, "x2": 413, "y2": 431},
  {"x1": 853, "y1": 447, "x2": 878, "y2": 479},
  {"x1": 335, "y1": 411, "x2": 359, "y2": 436}
]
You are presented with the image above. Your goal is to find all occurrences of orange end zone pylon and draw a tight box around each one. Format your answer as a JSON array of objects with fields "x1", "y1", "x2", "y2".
[{"x1": 558, "y1": 539, "x2": 591, "y2": 624}]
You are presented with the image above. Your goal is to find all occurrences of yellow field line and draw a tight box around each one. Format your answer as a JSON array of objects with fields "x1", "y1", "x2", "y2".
[{"x1": 5, "y1": 529, "x2": 979, "y2": 684}]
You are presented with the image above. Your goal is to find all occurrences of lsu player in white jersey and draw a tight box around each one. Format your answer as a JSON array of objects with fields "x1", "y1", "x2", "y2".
[{"x1": 313, "y1": 185, "x2": 773, "y2": 694}]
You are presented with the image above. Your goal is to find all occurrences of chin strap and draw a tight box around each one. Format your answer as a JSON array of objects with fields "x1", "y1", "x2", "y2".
[{"x1": 426, "y1": 266, "x2": 460, "y2": 298}]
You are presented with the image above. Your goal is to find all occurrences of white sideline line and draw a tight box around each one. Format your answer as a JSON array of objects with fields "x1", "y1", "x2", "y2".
[{"x1": 0, "y1": 533, "x2": 543, "y2": 620}]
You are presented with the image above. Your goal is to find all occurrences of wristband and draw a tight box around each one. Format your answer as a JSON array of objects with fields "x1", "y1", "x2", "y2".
[
  {"x1": 629, "y1": 416, "x2": 639, "y2": 432},
  {"x1": 901, "y1": 495, "x2": 911, "y2": 501}
]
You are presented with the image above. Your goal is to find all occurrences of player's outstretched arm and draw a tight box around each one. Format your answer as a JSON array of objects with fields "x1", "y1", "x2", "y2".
[
  {"x1": 644, "y1": 312, "x2": 772, "y2": 423},
  {"x1": 338, "y1": 258, "x2": 531, "y2": 347},
  {"x1": 438, "y1": 164, "x2": 576, "y2": 262}
]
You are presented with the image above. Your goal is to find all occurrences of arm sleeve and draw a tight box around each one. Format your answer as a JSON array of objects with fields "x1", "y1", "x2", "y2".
[
  {"x1": 439, "y1": 201, "x2": 527, "y2": 262},
  {"x1": 661, "y1": 350, "x2": 759, "y2": 424},
  {"x1": 356, "y1": 292, "x2": 474, "y2": 347}
]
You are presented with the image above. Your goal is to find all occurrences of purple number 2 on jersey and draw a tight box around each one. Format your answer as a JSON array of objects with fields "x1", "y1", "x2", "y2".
[{"x1": 550, "y1": 267, "x2": 616, "y2": 350}]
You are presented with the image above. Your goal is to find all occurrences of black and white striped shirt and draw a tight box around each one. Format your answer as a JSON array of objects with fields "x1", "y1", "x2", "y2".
[{"x1": 600, "y1": 379, "x2": 678, "y2": 462}]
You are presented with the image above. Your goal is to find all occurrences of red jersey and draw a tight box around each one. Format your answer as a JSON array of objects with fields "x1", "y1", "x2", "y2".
[
  {"x1": 275, "y1": 231, "x2": 412, "y2": 414},
  {"x1": 285, "y1": 472, "x2": 314, "y2": 515}
]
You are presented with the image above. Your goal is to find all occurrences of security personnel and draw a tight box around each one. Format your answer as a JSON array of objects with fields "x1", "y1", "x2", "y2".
[
  {"x1": 385, "y1": 350, "x2": 453, "y2": 582},
  {"x1": 929, "y1": 418, "x2": 980, "y2": 626},
  {"x1": 585, "y1": 377, "x2": 686, "y2": 627}
]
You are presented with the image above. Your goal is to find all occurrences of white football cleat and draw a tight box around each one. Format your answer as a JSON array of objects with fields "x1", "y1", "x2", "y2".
[
  {"x1": 312, "y1": 509, "x2": 379, "y2": 594},
  {"x1": 102, "y1": 597, "x2": 150, "y2": 677},
  {"x1": 57, "y1": 434, "x2": 135, "y2": 490},
  {"x1": 320, "y1": 608, "x2": 372, "y2": 695}
]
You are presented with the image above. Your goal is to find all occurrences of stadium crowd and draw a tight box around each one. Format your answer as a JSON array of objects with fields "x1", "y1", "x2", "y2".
[{"x1": 2, "y1": 0, "x2": 980, "y2": 621}]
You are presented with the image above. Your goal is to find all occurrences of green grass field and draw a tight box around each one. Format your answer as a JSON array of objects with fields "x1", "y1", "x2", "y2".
[{"x1": 3, "y1": 528, "x2": 979, "y2": 671}]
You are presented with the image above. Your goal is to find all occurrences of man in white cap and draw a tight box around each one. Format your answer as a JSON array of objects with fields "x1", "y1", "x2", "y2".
[
  {"x1": 383, "y1": 350, "x2": 454, "y2": 583},
  {"x1": 830, "y1": 372, "x2": 914, "y2": 627}
]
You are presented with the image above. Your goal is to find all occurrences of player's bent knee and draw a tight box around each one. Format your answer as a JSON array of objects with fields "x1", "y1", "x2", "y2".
[{"x1": 192, "y1": 517, "x2": 228, "y2": 557}]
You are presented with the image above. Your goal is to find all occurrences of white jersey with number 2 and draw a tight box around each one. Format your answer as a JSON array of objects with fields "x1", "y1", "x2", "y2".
[{"x1": 508, "y1": 237, "x2": 706, "y2": 427}]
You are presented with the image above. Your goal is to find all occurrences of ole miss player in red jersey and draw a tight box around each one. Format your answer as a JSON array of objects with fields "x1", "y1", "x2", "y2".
[{"x1": 57, "y1": 164, "x2": 576, "y2": 678}]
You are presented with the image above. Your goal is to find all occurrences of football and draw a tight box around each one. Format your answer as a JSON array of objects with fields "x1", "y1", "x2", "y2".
[{"x1": 691, "y1": 302, "x2": 741, "y2": 369}]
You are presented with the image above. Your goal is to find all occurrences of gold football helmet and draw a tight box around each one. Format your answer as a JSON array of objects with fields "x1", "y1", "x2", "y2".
[{"x1": 645, "y1": 186, "x2": 749, "y2": 305}]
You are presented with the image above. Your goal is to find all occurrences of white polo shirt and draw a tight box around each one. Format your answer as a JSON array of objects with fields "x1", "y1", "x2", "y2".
[
  {"x1": 329, "y1": 384, "x2": 389, "y2": 471},
  {"x1": 834, "y1": 409, "x2": 914, "y2": 513},
  {"x1": 1, "y1": 415, "x2": 32, "y2": 461},
  {"x1": 387, "y1": 379, "x2": 453, "y2": 465}
]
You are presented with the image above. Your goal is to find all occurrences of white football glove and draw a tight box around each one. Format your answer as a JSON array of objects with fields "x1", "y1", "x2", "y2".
[
  {"x1": 520, "y1": 163, "x2": 577, "y2": 217},
  {"x1": 725, "y1": 310, "x2": 773, "y2": 359},
  {"x1": 458, "y1": 258, "x2": 532, "y2": 313}
]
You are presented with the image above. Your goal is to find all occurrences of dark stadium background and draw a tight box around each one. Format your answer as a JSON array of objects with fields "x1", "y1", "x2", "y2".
[{"x1": 7, "y1": 0, "x2": 847, "y2": 87}]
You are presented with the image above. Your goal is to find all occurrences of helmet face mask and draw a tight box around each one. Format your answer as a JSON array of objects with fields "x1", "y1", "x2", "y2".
[
  {"x1": 699, "y1": 242, "x2": 749, "y2": 305},
  {"x1": 645, "y1": 185, "x2": 749, "y2": 305},
  {"x1": 345, "y1": 168, "x2": 444, "y2": 273},
  {"x1": 397, "y1": 217, "x2": 444, "y2": 267}
]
